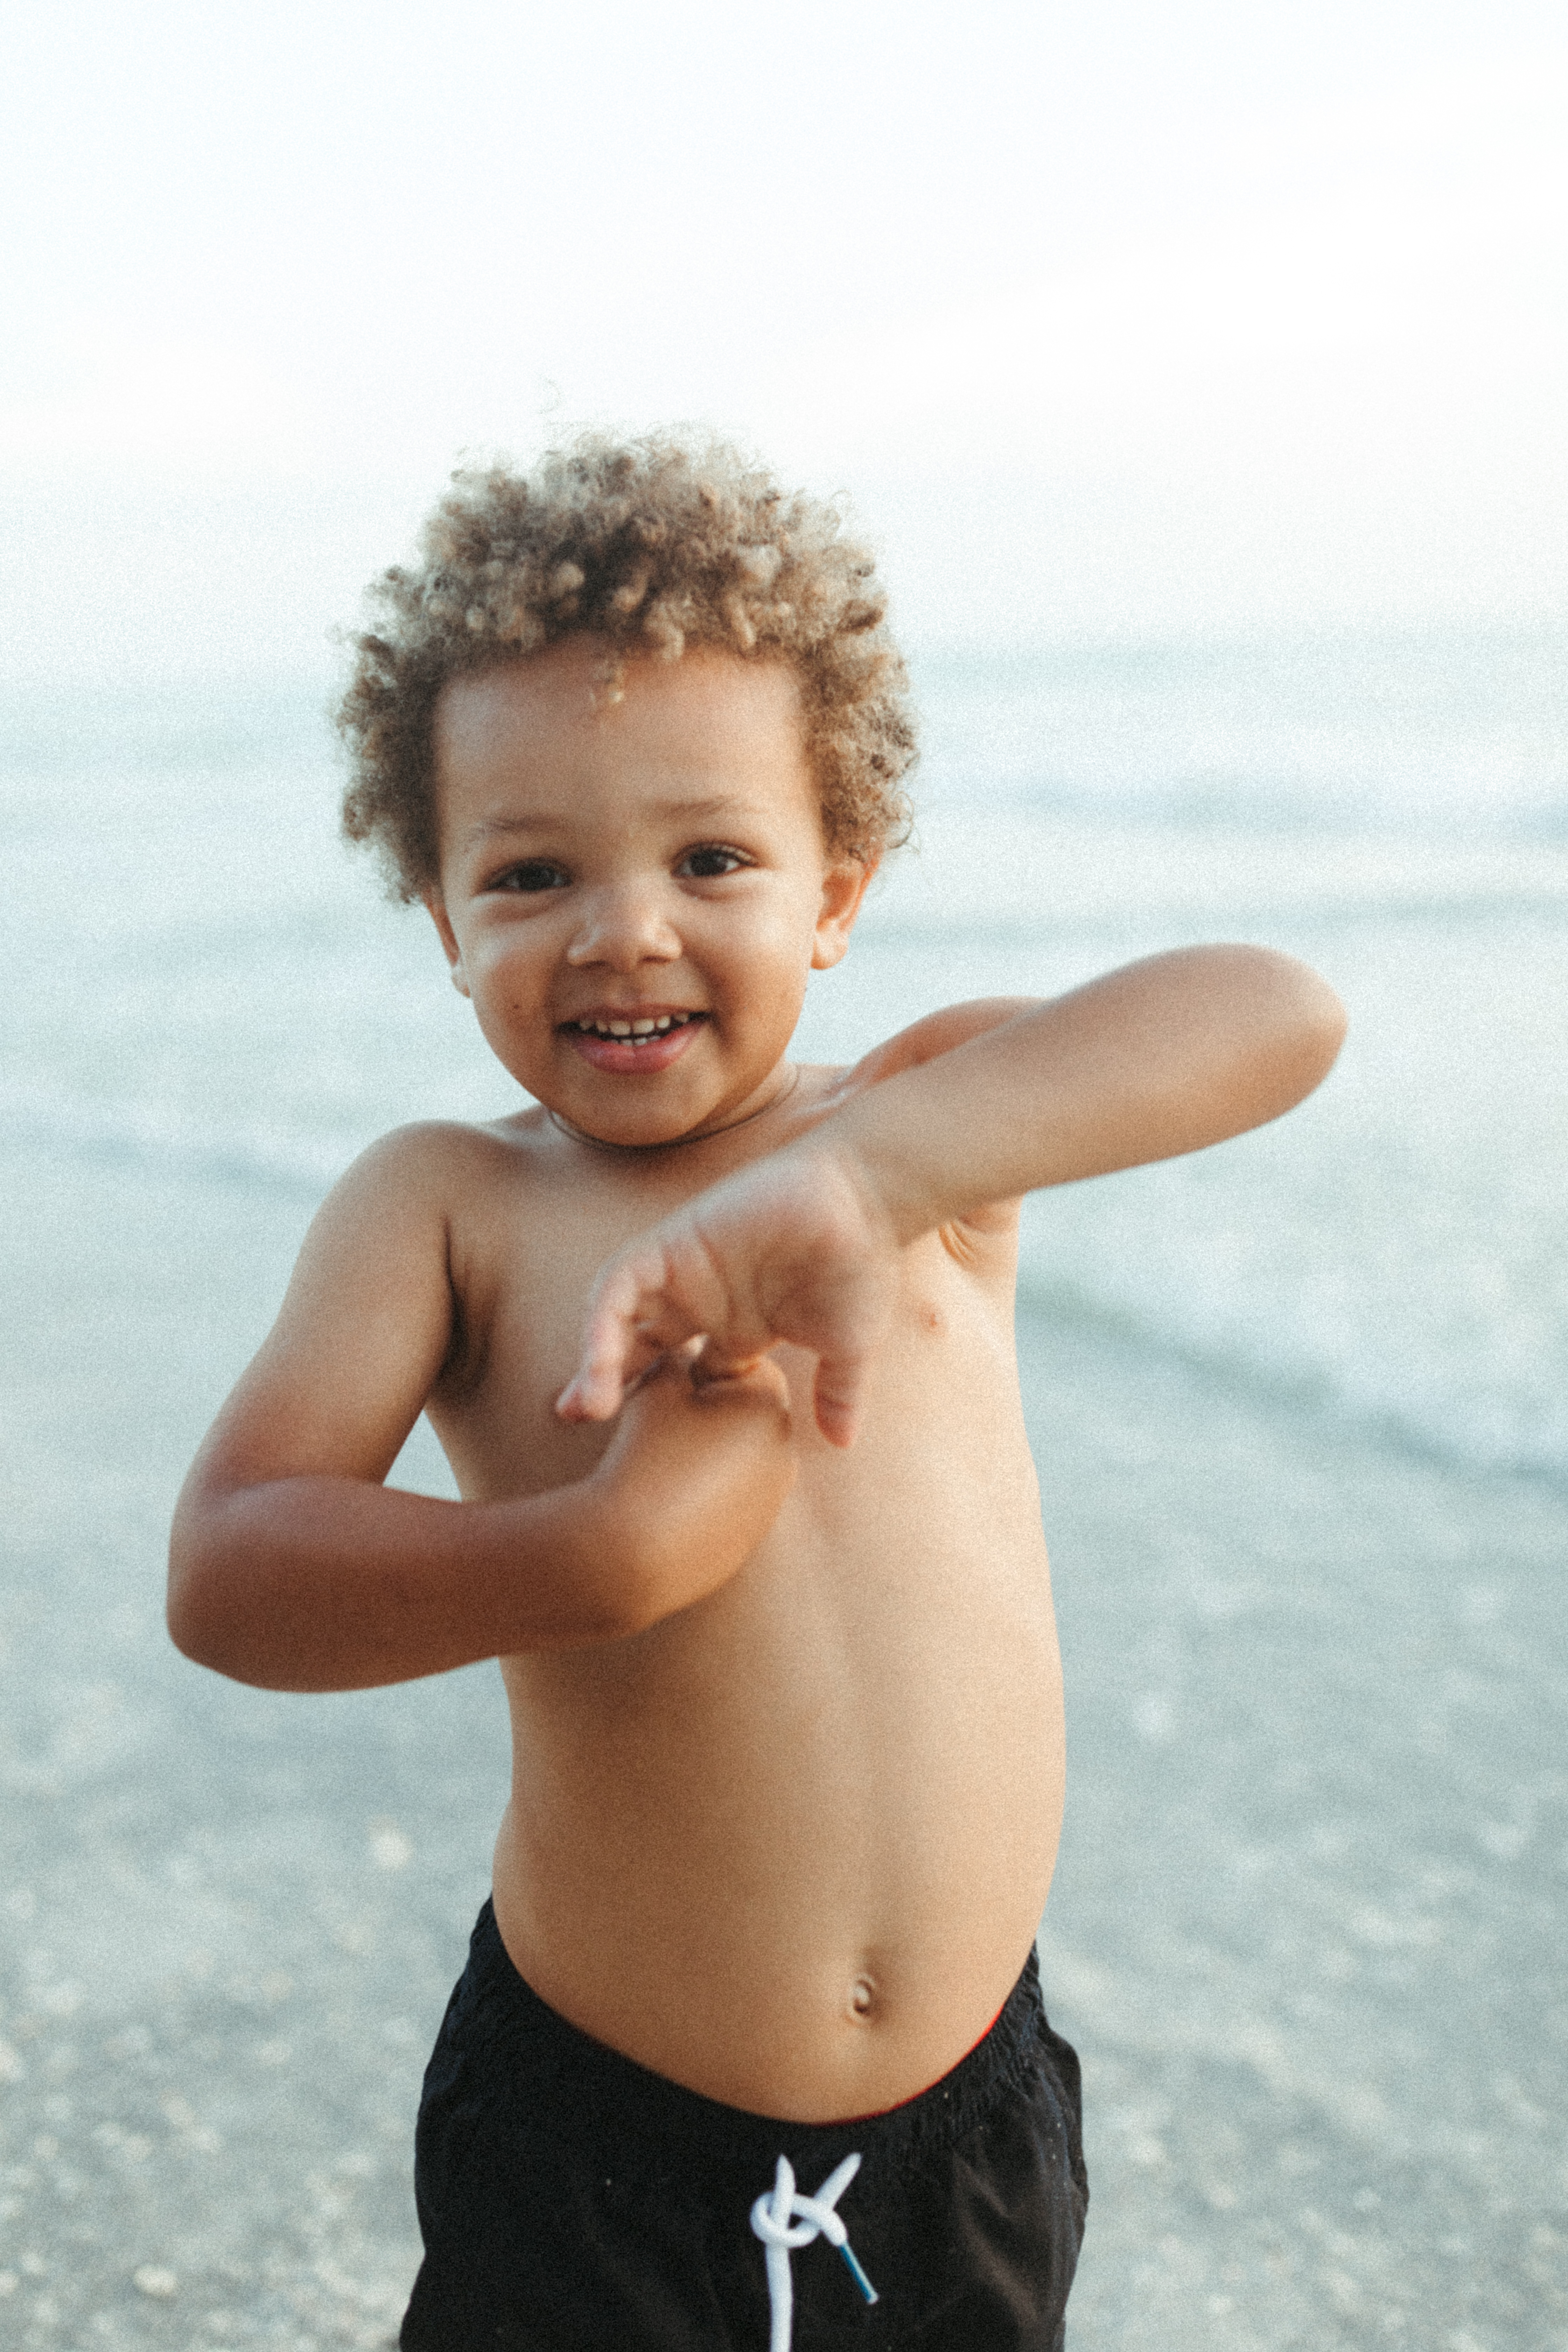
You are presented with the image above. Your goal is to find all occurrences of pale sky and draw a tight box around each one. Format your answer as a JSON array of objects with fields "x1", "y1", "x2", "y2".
[{"x1": 4, "y1": 0, "x2": 1565, "y2": 682}]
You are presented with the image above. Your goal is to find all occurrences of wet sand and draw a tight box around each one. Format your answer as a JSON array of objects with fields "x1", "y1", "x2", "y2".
[{"x1": 2, "y1": 1142, "x2": 1564, "y2": 2348}]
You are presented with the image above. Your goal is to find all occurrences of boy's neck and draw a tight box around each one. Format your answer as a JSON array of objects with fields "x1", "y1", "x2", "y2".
[{"x1": 545, "y1": 1065, "x2": 803, "y2": 1154}]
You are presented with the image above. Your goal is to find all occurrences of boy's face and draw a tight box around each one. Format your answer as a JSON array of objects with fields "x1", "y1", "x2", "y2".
[{"x1": 427, "y1": 639, "x2": 872, "y2": 1148}]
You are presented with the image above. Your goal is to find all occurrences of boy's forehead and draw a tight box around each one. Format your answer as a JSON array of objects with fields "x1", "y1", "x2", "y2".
[
  {"x1": 429, "y1": 643, "x2": 827, "y2": 869},
  {"x1": 434, "y1": 639, "x2": 804, "y2": 775}
]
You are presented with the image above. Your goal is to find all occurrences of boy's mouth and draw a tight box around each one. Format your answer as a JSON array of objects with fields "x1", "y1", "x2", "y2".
[{"x1": 560, "y1": 1009, "x2": 708, "y2": 1076}]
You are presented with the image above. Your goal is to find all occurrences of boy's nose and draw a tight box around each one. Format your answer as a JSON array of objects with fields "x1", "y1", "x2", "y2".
[{"x1": 565, "y1": 882, "x2": 682, "y2": 971}]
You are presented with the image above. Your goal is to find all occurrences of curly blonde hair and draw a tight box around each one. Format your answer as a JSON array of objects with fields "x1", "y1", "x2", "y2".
[{"x1": 337, "y1": 430, "x2": 917, "y2": 900}]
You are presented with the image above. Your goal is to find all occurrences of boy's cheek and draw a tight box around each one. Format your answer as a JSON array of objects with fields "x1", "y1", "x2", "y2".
[{"x1": 461, "y1": 936, "x2": 547, "y2": 1023}]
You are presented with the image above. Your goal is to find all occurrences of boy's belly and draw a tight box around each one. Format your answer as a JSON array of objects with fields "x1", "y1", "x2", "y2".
[{"x1": 489, "y1": 1440, "x2": 1063, "y2": 2122}]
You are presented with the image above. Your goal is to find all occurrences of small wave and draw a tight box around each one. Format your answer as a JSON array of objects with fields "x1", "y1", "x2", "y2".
[
  {"x1": 1015, "y1": 1270, "x2": 1568, "y2": 1491},
  {"x1": 931, "y1": 769, "x2": 1568, "y2": 845},
  {"x1": 911, "y1": 627, "x2": 1568, "y2": 845},
  {"x1": 863, "y1": 807, "x2": 1568, "y2": 946},
  {"x1": 0, "y1": 1088, "x2": 350, "y2": 1200},
  {"x1": 860, "y1": 886, "x2": 1568, "y2": 952}
]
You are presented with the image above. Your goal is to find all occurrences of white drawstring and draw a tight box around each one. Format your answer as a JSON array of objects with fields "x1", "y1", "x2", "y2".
[{"x1": 749, "y1": 2151, "x2": 878, "y2": 2352}]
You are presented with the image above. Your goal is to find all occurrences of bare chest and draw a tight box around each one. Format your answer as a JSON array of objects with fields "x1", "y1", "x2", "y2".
[{"x1": 425, "y1": 1156, "x2": 1025, "y2": 1519}]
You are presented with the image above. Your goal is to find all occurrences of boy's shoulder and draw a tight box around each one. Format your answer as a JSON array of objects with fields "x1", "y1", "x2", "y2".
[
  {"x1": 347, "y1": 1108, "x2": 553, "y2": 1177},
  {"x1": 319, "y1": 1112, "x2": 557, "y2": 1234}
]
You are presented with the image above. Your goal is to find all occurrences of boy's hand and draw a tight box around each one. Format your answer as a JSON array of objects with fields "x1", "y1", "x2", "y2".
[
  {"x1": 557, "y1": 948, "x2": 1347, "y2": 1451},
  {"x1": 584, "y1": 1348, "x2": 797, "y2": 1620},
  {"x1": 557, "y1": 1144, "x2": 897, "y2": 1449}
]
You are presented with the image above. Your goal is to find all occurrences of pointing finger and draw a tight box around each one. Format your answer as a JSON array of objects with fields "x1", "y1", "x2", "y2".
[
  {"x1": 811, "y1": 1349, "x2": 868, "y2": 1448},
  {"x1": 555, "y1": 1246, "x2": 705, "y2": 1421},
  {"x1": 554, "y1": 1264, "x2": 647, "y2": 1421}
]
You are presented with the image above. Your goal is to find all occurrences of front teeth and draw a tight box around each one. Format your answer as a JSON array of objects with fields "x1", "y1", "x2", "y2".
[{"x1": 574, "y1": 1012, "x2": 696, "y2": 1040}]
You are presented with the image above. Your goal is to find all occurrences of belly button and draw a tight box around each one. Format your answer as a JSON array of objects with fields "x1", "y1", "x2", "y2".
[{"x1": 848, "y1": 1974, "x2": 877, "y2": 2022}]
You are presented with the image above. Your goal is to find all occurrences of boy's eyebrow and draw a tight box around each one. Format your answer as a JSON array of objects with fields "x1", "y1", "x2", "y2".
[{"x1": 462, "y1": 794, "x2": 767, "y2": 847}]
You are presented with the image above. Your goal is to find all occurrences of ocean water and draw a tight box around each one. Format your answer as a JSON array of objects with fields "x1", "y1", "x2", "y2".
[
  {"x1": 2, "y1": 627, "x2": 1566, "y2": 2348},
  {"x1": 6, "y1": 626, "x2": 1566, "y2": 1485}
]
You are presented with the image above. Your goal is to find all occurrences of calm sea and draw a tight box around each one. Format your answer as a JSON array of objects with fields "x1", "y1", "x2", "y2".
[{"x1": 6, "y1": 626, "x2": 1566, "y2": 1485}]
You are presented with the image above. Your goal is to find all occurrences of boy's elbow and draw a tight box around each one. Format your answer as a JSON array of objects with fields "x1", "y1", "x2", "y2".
[
  {"x1": 166, "y1": 1596, "x2": 232, "y2": 1678},
  {"x1": 166, "y1": 1522, "x2": 236, "y2": 1676},
  {"x1": 166, "y1": 1556, "x2": 312, "y2": 1690},
  {"x1": 166, "y1": 1496, "x2": 270, "y2": 1684},
  {"x1": 1265, "y1": 950, "x2": 1347, "y2": 1095},
  {"x1": 1210, "y1": 945, "x2": 1345, "y2": 1112}
]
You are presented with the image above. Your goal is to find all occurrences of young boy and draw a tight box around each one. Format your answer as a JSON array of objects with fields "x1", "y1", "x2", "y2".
[{"x1": 168, "y1": 433, "x2": 1345, "y2": 2352}]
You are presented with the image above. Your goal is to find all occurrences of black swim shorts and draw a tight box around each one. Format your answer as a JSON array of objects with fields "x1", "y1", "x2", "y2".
[{"x1": 401, "y1": 1900, "x2": 1087, "y2": 2352}]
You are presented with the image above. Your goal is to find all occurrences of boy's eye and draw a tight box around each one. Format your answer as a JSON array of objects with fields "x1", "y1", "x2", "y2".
[
  {"x1": 678, "y1": 845, "x2": 750, "y2": 880},
  {"x1": 493, "y1": 860, "x2": 569, "y2": 893}
]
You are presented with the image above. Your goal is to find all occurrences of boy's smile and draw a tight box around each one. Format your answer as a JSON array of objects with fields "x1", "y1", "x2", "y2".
[
  {"x1": 427, "y1": 640, "x2": 872, "y2": 1148},
  {"x1": 561, "y1": 1007, "x2": 707, "y2": 1078}
]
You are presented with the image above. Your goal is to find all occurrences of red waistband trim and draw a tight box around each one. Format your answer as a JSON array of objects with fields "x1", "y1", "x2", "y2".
[{"x1": 822, "y1": 1998, "x2": 1011, "y2": 2126}]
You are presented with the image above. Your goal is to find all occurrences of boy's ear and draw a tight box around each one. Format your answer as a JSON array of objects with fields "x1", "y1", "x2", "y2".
[
  {"x1": 812, "y1": 858, "x2": 877, "y2": 971},
  {"x1": 424, "y1": 891, "x2": 471, "y2": 998}
]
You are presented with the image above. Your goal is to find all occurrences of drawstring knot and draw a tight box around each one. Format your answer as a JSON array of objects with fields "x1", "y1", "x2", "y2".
[{"x1": 749, "y1": 2152, "x2": 877, "y2": 2351}]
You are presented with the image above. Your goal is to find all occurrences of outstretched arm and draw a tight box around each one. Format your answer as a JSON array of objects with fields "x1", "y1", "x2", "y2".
[{"x1": 558, "y1": 945, "x2": 1346, "y2": 1444}]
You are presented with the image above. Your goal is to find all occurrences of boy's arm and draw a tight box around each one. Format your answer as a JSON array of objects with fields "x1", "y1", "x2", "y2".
[
  {"x1": 168, "y1": 1130, "x2": 792, "y2": 1693},
  {"x1": 558, "y1": 946, "x2": 1347, "y2": 1445},
  {"x1": 833, "y1": 996, "x2": 1046, "y2": 1091}
]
